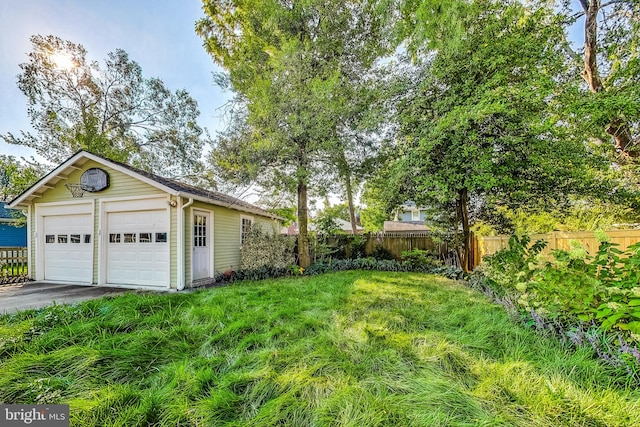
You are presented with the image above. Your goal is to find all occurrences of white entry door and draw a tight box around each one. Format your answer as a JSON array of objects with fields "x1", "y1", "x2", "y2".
[
  {"x1": 192, "y1": 211, "x2": 211, "y2": 280},
  {"x1": 43, "y1": 214, "x2": 93, "y2": 283},
  {"x1": 106, "y1": 209, "x2": 169, "y2": 288}
]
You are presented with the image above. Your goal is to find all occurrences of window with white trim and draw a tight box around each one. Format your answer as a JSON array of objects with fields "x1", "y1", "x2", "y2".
[
  {"x1": 241, "y1": 215, "x2": 254, "y2": 245},
  {"x1": 411, "y1": 210, "x2": 420, "y2": 221}
]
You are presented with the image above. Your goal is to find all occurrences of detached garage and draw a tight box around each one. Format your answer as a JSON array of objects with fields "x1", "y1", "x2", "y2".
[{"x1": 8, "y1": 151, "x2": 281, "y2": 290}]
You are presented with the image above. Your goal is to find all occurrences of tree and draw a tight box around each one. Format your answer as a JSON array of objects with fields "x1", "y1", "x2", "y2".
[
  {"x1": 2, "y1": 35, "x2": 208, "y2": 182},
  {"x1": 372, "y1": 1, "x2": 596, "y2": 270},
  {"x1": 197, "y1": 0, "x2": 387, "y2": 267},
  {"x1": 564, "y1": 0, "x2": 640, "y2": 157},
  {"x1": 316, "y1": 202, "x2": 350, "y2": 223},
  {"x1": 0, "y1": 156, "x2": 46, "y2": 202},
  {"x1": 323, "y1": 67, "x2": 392, "y2": 234}
]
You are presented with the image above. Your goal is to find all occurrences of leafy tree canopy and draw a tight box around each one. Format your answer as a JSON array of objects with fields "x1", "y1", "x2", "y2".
[
  {"x1": 2, "y1": 35, "x2": 209, "y2": 184},
  {"x1": 0, "y1": 155, "x2": 47, "y2": 203},
  {"x1": 368, "y1": 0, "x2": 600, "y2": 269},
  {"x1": 197, "y1": 0, "x2": 389, "y2": 266}
]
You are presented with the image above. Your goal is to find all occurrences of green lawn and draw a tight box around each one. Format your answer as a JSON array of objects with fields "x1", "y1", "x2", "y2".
[{"x1": 1, "y1": 271, "x2": 638, "y2": 426}]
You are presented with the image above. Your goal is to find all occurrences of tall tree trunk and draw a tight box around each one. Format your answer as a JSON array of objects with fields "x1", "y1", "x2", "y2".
[
  {"x1": 581, "y1": 0, "x2": 636, "y2": 155},
  {"x1": 458, "y1": 188, "x2": 471, "y2": 272},
  {"x1": 337, "y1": 149, "x2": 358, "y2": 234},
  {"x1": 582, "y1": 0, "x2": 603, "y2": 93},
  {"x1": 297, "y1": 177, "x2": 311, "y2": 269},
  {"x1": 344, "y1": 166, "x2": 357, "y2": 235}
]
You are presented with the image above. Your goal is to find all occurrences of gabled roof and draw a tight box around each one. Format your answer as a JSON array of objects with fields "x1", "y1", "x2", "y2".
[{"x1": 8, "y1": 150, "x2": 280, "y2": 220}]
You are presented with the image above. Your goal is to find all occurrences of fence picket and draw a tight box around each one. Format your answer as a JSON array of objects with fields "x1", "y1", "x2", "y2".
[
  {"x1": 0, "y1": 247, "x2": 28, "y2": 281},
  {"x1": 476, "y1": 230, "x2": 640, "y2": 266}
]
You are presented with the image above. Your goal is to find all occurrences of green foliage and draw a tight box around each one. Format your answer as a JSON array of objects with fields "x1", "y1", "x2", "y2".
[
  {"x1": 313, "y1": 215, "x2": 341, "y2": 236},
  {"x1": 197, "y1": 0, "x2": 393, "y2": 267},
  {"x1": 240, "y1": 226, "x2": 295, "y2": 271},
  {"x1": 482, "y1": 234, "x2": 640, "y2": 370},
  {"x1": 400, "y1": 248, "x2": 442, "y2": 269},
  {"x1": 1, "y1": 271, "x2": 636, "y2": 424},
  {"x1": 370, "y1": 244, "x2": 394, "y2": 260},
  {"x1": 304, "y1": 256, "x2": 461, "y2": 278},
  {"x1": 267, "y1": 206, "x2": 297, "y2": 227},
  {"x1": 1, "y1": 35, "x2": 208, "y2": 184},
  {"x1": 316, "y1": 202, "x2": 351, "y2": 222},
  {"x1": 482, "y1": 235, "x2": 548, "y2": 294},
  {"x1": 0, "y1": 156, "x2": 46, "y2": 203},
  {"x1": 367, "y1": 1, "x2": 597, "y2": 268},
  {"x1": 359, "y1": 206, "x2": 387, "y2": 232},
  {"x1": 476, "y1": 200, "x2": 640, "y2": 236}
]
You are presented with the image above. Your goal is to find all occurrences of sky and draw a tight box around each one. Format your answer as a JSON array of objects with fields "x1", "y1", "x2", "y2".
[{"x1": 0, "y1": 0, "x2": 229, "y2": 162}]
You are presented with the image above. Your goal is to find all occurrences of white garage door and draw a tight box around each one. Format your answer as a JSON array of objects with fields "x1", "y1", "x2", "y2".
[
  {"x1": 106, "y1": 210, "x2": 169, "y2": 288},
  {"x1": 43, "y1": 214, "x2": 93, "y2": 283}
]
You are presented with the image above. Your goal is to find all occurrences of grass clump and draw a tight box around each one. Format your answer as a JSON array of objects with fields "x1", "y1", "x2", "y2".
[{"x1": 1, "y1": 271, "x2": 639, "y2": 426}]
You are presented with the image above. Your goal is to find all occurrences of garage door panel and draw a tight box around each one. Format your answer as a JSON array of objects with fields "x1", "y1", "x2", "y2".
[
  {"x1": 43, "y1": 214, "x2": 93, "y2": 283},
  {"x1": 106, "y1": 209, "x2": 169, "y2": 288}
]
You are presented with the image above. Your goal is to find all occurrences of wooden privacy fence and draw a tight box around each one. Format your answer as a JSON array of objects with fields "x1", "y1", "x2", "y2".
[
  {"x1": 0, "y1": 247, "x2": 28, "y2": 283},
  {"x1": 476, "y1": 230, "x2": 640, "y2": 265},
  {"x1": 319, "y1": 232, "x2": 463, "y2": 264},
  {"x1": 364, "y1": 232, "x2": 454, "y2": 259}
]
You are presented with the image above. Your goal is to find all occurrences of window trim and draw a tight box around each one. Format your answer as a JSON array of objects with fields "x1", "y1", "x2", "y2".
[
  {"x1": 240, "y1": 214, "x2": 254, "y2": 246},
  {"x1": 411, "y1": 210, "x2": 420, "y2": 221}
]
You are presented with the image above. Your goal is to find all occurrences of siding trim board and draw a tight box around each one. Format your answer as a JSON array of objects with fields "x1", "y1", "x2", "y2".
[{"x1": 190, "y1": 207, "x2": 215, "y2": 285}]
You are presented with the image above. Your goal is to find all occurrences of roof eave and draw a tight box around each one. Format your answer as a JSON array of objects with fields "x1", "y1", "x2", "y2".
[
  {"x1": 8, "y1": 151, "x2": 180, "y2": 207},
  {"x1": 177, "y1": 192, "x2": 282, "y2": 221}
]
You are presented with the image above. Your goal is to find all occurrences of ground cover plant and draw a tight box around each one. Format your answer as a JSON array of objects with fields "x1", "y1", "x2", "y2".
[
  {"x1": 481, "y1": 234, "x2": 640, "y2": 377},
  {"x1": 1, "y1": 271, "x2": 639, "y2": 426}
]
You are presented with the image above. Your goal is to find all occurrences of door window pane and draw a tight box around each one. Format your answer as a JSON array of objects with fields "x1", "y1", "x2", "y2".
[
  {"x1": 57, "y1": 235, "x2": 68, "y2": 243},
  {"x1": 124, "y1": 233, "x2": 136, "y2": 243},
  {"x1": 70, "y1": 234, "x2": 81, "y2": 243},
  {"x1": 155, "y1": 232, "x2": 167, "y2": 243},
  {"x1": 109, "y1": 233, "x2": 121, "y2": 243},
  {"x1": 139, "y1": 233, "x2": 152, "y2": 243},
  {"x1": 46, "y1": 235, "x2": 55, "y2": 243},
  {"x1": 194, "y1": 214, "x2": 207, "y2": 247}
]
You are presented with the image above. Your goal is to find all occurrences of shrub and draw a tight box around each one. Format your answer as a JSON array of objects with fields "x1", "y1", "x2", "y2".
[
  {"x1": 240, "y1": 226, "x2": 295, "y2": 270},
  {"x1": 477, "y1": 234, "x2": 640, "y2": 379},
  {"x1": 304, "y1": 257, "x2": 465, "y2": 278},
  {"x1": 481, "y1": 234, "x2": 547, "y2": 295},
  {"x1": 400, "y1": 248, "x2": 442, "y2": 269},
  {"x1": 370, "y1": 244, "x2": 394, "y2": 260}
]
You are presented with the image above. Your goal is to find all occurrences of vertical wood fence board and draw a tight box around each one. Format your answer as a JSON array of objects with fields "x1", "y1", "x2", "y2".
[
  {"x1": 475, "y1": 230, "x2": 640, "y2": 267},
  {"x1": 0, "y1": 246, "x2": 29, "y2": 277}
]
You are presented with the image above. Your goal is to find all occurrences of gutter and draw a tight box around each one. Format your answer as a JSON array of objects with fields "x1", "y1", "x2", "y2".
[
  {"x1": 176, "y1": 197, "x2": 193, "y2": 291},
  {"x1": 176, "y1": 192, "x2": 283, "y2": 221}
]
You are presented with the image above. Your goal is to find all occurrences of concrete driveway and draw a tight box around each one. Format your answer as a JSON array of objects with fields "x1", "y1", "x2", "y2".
[{"x1": 0, "y1": 282, "x2": 130, "y2": 314}]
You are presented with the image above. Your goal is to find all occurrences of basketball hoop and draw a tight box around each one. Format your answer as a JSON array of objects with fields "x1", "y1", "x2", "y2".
[{"x1": 65, "y1": 183, "x2": 86, "y2": 198}]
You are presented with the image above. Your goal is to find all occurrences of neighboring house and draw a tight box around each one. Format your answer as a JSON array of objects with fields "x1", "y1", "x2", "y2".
[
  {"x1": 0, "y1": 202, "x2": 27, "y2": 247},
  {"x1": 8, "y1": 151, "x2": 281, "y2": 290},
  {"x1": 384, "y1": 202, "x2": 429, "y2": 232}
]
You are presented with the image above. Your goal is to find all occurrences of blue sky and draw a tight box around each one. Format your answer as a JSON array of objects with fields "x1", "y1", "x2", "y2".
[{"x1": 0, "y1": 0, "x2": 229, "y2": 162}]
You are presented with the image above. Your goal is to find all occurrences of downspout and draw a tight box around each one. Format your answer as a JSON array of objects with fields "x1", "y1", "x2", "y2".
[
  {"x1": 177, "y1": 197, "x2": 193, "y2": 291},
  {"x1": 25, "y1": 205, "x2": 31, "y2": 280}
]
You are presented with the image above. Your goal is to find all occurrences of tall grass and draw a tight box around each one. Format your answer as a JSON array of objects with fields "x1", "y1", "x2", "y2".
[{"x1": 0, "y1": 271, "x2": 638, "y2": 426}]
